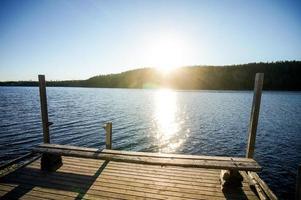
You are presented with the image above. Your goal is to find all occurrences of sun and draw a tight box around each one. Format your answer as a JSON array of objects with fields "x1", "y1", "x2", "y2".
[{"x1": 145, "y1": 32, "x2": 192, "y2": 74}]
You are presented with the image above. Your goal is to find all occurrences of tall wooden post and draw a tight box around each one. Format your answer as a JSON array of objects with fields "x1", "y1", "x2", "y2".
[
  {"x1": 103, "y1": 122, "x2": 112, "y2": 149},
  {"x1": 38, "y1": 75, "x2": 62, "y2": 171},
  {"x1": 296, "y1": 164, "x2": 301, "y2": 200},
  {"x1": 38, "y1": 75, "x2": 50, "y2": 143},
  {"x1": 246, "y1": 73, "x2": 264, "y2": 158}
]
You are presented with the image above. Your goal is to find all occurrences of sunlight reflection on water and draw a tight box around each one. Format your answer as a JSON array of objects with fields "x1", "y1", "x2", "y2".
[
  {"x1": 153, "y1": 88, "x2": 188, "y2": 152},
  {"x1": 1, "y1": 87, "x2": 300, "y2": 199}
]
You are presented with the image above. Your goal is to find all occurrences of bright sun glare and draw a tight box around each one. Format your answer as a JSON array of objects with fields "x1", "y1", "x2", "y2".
[{"x1": 146, "y1": 32, "x2": 192, "y2": 74}]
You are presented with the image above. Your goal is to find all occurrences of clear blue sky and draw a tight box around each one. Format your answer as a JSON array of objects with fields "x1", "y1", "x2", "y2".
[{"x1": 0, "y1": 0, "x2": 300, "y2": 81}]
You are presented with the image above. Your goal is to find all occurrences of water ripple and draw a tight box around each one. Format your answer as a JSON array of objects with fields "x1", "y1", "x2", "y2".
[{"x1": 0, "y1": 87, "x2": 300, "y2": 199}]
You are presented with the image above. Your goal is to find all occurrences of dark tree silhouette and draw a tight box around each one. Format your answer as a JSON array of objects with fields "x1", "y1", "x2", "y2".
[{"x1": 1, "y1": 61, "x2": 300, "y2": 90}]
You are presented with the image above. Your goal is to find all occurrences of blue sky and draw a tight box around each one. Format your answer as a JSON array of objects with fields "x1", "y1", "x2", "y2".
[{"x1": 0, "y1": 0, "x2": 300, "y2": 81}]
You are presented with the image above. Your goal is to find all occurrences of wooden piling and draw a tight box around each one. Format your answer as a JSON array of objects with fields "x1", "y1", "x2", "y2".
[
  {"x1": 104, "y1": 122, "x2": 112, "y2": 149},
  {"x1": 38, "y1": 75, "x2": 62, "y2": 171},
  {"x1": 38, "y1": 75, "x2": 51, "y2": 143},
  {"x1": 246, "y1": 73, "x2": 264, "y2": 158},
  {"x1": 297, "y1": 164, "x2": 301, "y2": 200}
]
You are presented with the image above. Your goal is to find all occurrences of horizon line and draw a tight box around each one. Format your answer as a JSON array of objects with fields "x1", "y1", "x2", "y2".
[{"x1": 1, "y1": 60, "x2": 300, "y2": 82}]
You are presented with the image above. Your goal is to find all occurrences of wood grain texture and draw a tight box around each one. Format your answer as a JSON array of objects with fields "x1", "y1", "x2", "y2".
[
  {"x1": 33, "y1": 144, "x2": 262, "y2": 171},
  {"x1": 246, "y1": 73, "x2": 264, "y2": 158},
  {"x1": 38, "y1": 75, "x2": 50, "y2": 144},
  {"x1": 0, "y1": 155, "x2": 265, "y2": 199}
]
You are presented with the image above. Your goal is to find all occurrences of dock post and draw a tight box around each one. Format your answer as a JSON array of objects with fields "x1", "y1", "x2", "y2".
[
  {"x1": 38, "y1": 75, "x2": 62, "y2": 171},
  {"x1": 38, "y1": 75, "x2": 51, "y2": 143},
  {"x1": 103, "y1": 122, "x2": 112, "y2": 149},
  {"x1": 246, "y1": 73, "x2": 264, "y2": 158},
  {"x1": 297, "y1": 164, "x2": 301, "y2": 200}
]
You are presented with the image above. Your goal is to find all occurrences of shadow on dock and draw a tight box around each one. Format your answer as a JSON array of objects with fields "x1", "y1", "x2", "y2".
[{"x1": 0, "y1": 160, "x2": 109, "y2": 200}]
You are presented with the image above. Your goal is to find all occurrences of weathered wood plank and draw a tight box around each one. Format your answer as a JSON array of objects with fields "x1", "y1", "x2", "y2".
[
  {"x1": 94, "y1": 175, "x2": 258, "y2": 198},
  {"x1": 0, "y1": 153, "x2": 34, "y2": 170},
  {"x1": 0, "y1": 183, "x2": 81, "y2": 199},
  {"x1": 246, "y1": 73, "x2": 264, "y2": 158},
  {"x1": 39, "y1": 143, "x2": 256, "y2": 163},
  {"x1": 0, "y1": 184, "x2": 54, "y2": 200},
  {"x1": 58, "y1": 159, "x2": 221, "y2": 178},
  {"x1": 40, "y1": 158, "x2": 221, "y2": 175},
  {"x1": 38, "y1": 75, "x2": 50, "y2": 144},
  {"x1": 2, "y1": 172, "x2": 134, "y2": 199},
  {"x1": 61, "y1": 157, "x2": 221, "y2": 175},
  {"x1": 103, "y1": 149, "x2": 256, "y2": 163},
  {"x1": 10, "y1": 161, "x2": 253, "y2": 192},
  {"x1": 248, "y1": 172, "x2": 278, "y2": 200},
  {"x1": 0, "y1": 154, "x2": 41, "y2": 178},
  {"x1": 27, "y1": 162, "x2": 244, "y2": 191},
  {"x1": 0, "y1": 183, "x2": 120, "y2": 200},
  {"x1": 1, "y1": 155, "x2": 265, "y2": 200},
  {"x1": 36, "y1": 143, "x2": 99, "y2": 152},
  {"x1": 33, "y1": 144, "x2": 261, "y2": 171},
  {"x1": 89, "y1": 181, "x2": 247, "y2": 200},
  {"x1": 248, "y1": 172, "x2": 268, "y2": 200},
  {"x1": 30, "y1": 161, "x2": 221, "y2": 181},
  {"x1": 3, "y1": 172, "x2": 180, "y2": 200},
  {"x1": 15, "y1": 165, "x2": 225, "y2": 188}
]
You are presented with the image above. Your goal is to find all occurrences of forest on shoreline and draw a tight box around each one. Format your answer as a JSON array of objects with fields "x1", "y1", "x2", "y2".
[{"x1": 1, "y1": 61, "x2": 300, "y2": 90}]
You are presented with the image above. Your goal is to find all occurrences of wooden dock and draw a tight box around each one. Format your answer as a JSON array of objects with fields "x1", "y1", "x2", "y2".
[
  {"x1": 1, "y1": 150, "x2": 266, "y2": 200},
  {"x1": 0, "y1": 73, "x2": 279, "y2": 199},
  {"x1": 0, "y1": 144, "x2": 277, "y2": 200}
]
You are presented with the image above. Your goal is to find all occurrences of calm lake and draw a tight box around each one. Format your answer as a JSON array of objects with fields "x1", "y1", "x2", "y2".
[{"x1": 0, "y1": 87, "x2": 300, "y2": 199}]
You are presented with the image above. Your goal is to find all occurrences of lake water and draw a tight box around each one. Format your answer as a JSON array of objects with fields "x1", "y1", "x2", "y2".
[{"x1": 0, "y1": 87, "x2": 300, "y2": 199}]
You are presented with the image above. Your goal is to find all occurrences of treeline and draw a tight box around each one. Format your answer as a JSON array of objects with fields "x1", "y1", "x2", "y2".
[{"x1": 1, "y1": 61, "x2": 300, "y2": 90}]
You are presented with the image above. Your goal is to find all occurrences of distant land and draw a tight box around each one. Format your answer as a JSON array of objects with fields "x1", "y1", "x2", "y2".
[{"x1": 1, "y1": 61, "x2": 300, "y2": 90}]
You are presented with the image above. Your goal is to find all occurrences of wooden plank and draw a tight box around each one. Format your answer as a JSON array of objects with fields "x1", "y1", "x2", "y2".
[
  {"x1": 29, "y1": 162, "x2": 224, "y2": 187},
  {"x1": 248, "y1": 172, "x2": 268, "y2": 200},
  {"x1": 39, "y1": 144, "x2": 256, "y2": 163},
  {"x1": 0, "y1": 154, "x2": 41, "y2": 178},
  {"x1": 20, "y1": 164, "x2": 224, "y2": 187},
  {"x1": 14, "y1": 163, "x2": 253, "y2": 192},
  {"x1": 61, "y1": 157, "x2": 221, "y2": 175},
  {"x1": 89, "y1": 180, "x2": 244, "y2": 200},
  {"x1": 248, "y1": 172, "x2": 278, "y2": 200},
  {"x1": 0, "y1": 183, "x2": 117, "y2": 200},
  {"x1": 95, "y1": 175, "x2": 257, "y2": 197},
  {"x1": 38, "y1": 75, "x2": 50, "y2": 143},
  {"x1": 80, "y1": 191, "x2": 140, "y2": 200},
  {"x1": 27, "y1": 159, "x2": 255, "y2": 193},
  {"x1": 103, "y1": 149, "x2": 257, "y2": 163},
  {"x1": 246, "y1": 73, "x2": 264, "y2": 158},
  {"x1": 0, "y1": 183, "x2": 79, "y2": 199},
  {"x1": 1, "y1": 155, "x2": 261, "y2": 200},
  {"x1": 2, "y1": 158, "x2": 259, "y2": 200},
  {"x1": 33, "y1": 147, "x2": 261, "y2": 171},
  {"x1": 59, "y1": 158, "x2": 220, "y2": 177},
  {"x1": 30, "y1": 161, "x2": 221, "y2": 181},
  {"x1": 81, "y1": 191, "x2": 143, "y2": 200},
  {"x1": 38, "y1": 143, "x2": 99, "y2": 152},
  {"x1": 0, "y1": 152, "x2": 34, "y2": 170},
  {"x1": 0, "y1": 184, "x2": 54, "y2": 200},
  {"x1": 29, "y1": 157, "x2": 252, "y2": 188},
  {"x1": 0, "y1": 183, "x2": 120, "y2": 200},
  {"x1": 33, "y1": 144, "x2": 261, "y2": 171},
  {"x1": 56, "y1": 158, "x2": 221, "y2": 173},
  {"x1": 3, "y1": 172, "x2": 173, "y2": 200},
  {"x1": 85, "y1": 184, "x2": 170, "y2": 200}
]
